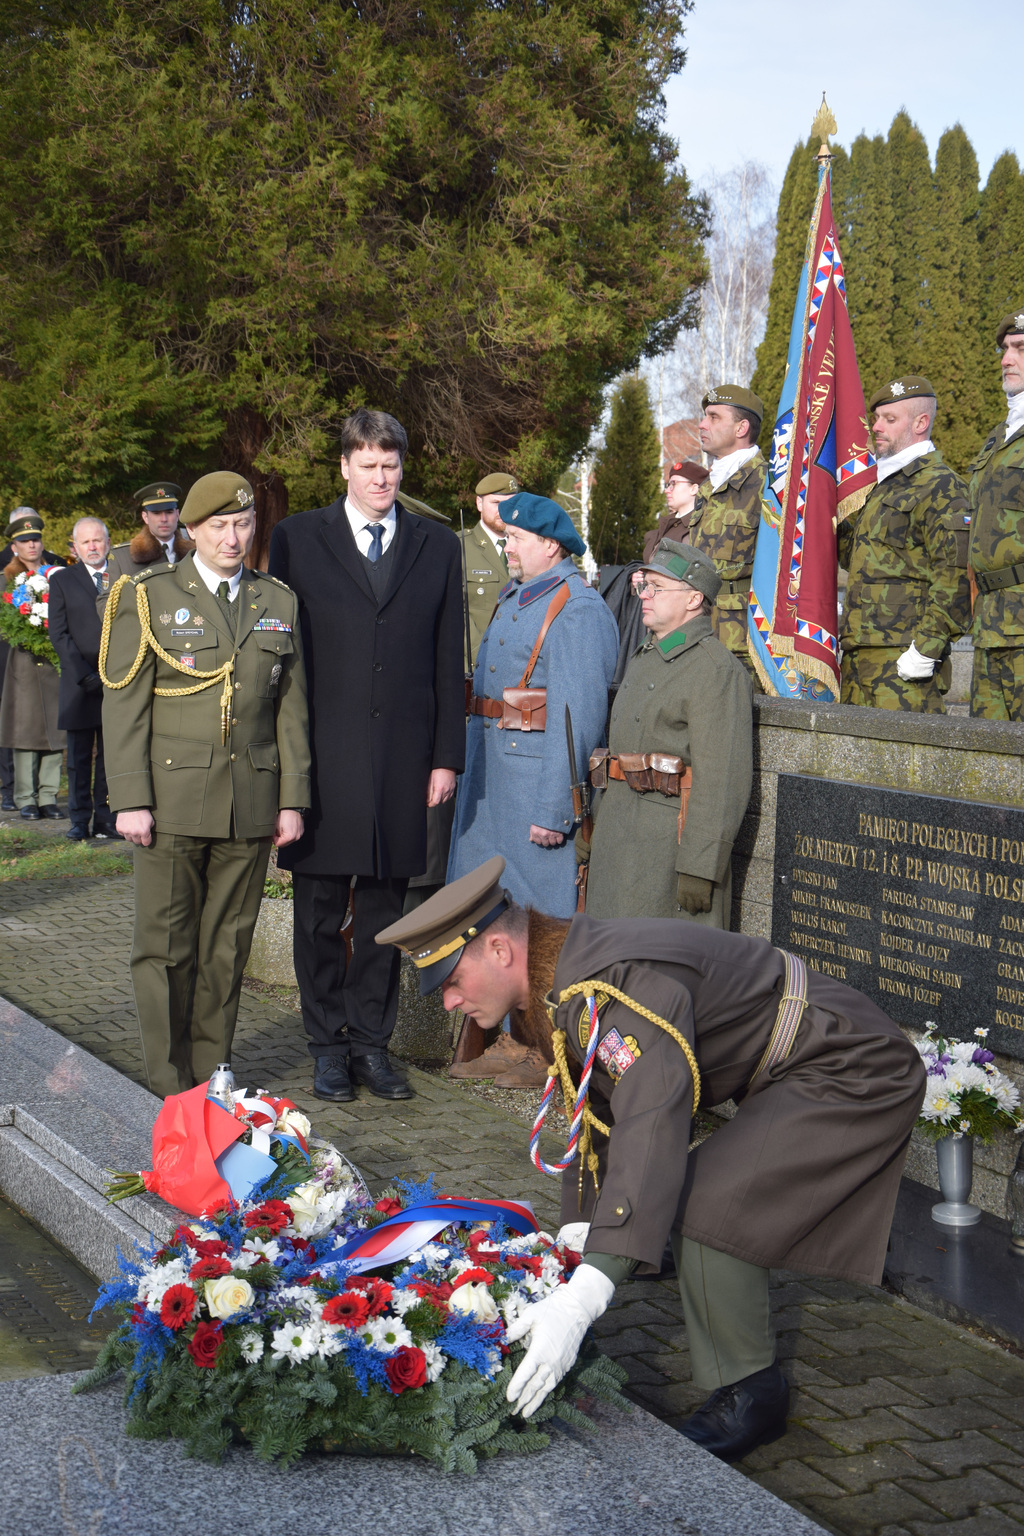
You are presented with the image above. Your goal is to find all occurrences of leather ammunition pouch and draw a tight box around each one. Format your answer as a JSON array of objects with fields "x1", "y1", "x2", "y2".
[
  {"x1": 589, "y1": 748, "x2": 693, "y2": 840},
  {"x1": 974, "y1": 563, "x2": 1024, "y2": 595},
  {"x1": 469, "y1": 582, "x2": 569, "y2": 733}
]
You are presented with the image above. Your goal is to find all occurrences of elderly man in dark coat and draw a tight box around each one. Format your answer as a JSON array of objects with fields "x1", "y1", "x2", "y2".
[
  {"x1": 48, "y1": 517, "x2": 121, "y2": 840},
  {"x1": 268, "y1": 408, "x2": 465, "y2": 1105},
  {"x1": 378, "y1": 858, "x2": 926, "y2": 1463},
  {"x1": 582, "y1": 540, "x2": 752, "y2": 928}
]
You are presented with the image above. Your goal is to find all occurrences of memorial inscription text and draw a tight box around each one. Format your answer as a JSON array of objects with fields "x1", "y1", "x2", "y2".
[{"x1": 772, "y1": 774, "x2": 1024, "y2": 1060}]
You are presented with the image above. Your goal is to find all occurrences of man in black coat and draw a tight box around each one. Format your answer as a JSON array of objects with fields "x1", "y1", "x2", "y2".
[
  {"x1": 268, "y1": 409, "x2": 465, "y2": 1103},
  {"x1": 47, "y1": 518, "x2": 120, "y2": 840}
]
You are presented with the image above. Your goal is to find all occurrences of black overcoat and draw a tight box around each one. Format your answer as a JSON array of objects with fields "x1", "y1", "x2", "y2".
[
  {"x1": 48, "y1": 562, "x2": 105, "y2": 731},
  {"x1": 268, "y1": 499, "x2": 465, "y2": 878}
]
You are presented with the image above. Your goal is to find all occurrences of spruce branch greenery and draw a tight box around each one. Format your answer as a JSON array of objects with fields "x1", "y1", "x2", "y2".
[{"x1": 589, "y1": 375, "x2": 663, "y2": 566}]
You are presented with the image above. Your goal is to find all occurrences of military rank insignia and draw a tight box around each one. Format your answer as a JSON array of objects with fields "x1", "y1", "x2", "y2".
[
  {"x1": 596, "y1": 1028, "x2": 641, "y2": 1080},
  {"x1": 253, "y1": 618, "x2": 291, "y2": 633}
]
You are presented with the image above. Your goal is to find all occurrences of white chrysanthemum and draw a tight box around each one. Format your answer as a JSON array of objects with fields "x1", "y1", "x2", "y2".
[
  {"x1": 421, "y1": 1341, "x2": 447, "y2": 1383},
  {"x1": 271, "y1": 1322, "x2": 319, "y2": 1364},
  {"x1": 275, "y1": 1283, "x2": 319, "y2": 1315},
  {"x1": 140, "y1": 1256, "x2": 189, "y2": 1309},
  {"x1": 500, "y1": 1291, "x2": 529, "y2": 1324},
  {"x1": 239, "y1": 1330, "x2": 265, "y2": 1362},
  {"x1": 235, "y1": 1237, "x2": 281, "y2": 1269},
  {"x1": 359, "y1": 1316, "x2": 413, "y2": 1353},
  {"x1": 27, "y1": 613, "x2": 42, "y2": 627},
  {"x1": 949, "y1": 1040, "x2": 977, "y2": 1064},
  {"x1": 959, "y1": 1119, "x2": 971, "y2": 1133},
  {"x1": 316, "y1": 1323, "x2": 347, "y2": 1358},
  {"x1": 407, "y1": 1243, "x2": 449, "y2": 1267},
  {"x1": 389, "y1": 1287, "x2": 421, "y2": 1316},
  {"x1": 994, "y1": 1079, "x2": 1021, "y2": 1113},
  {"x1": 974, "y1": 1027, "x2": 989, "y2": 1038}
]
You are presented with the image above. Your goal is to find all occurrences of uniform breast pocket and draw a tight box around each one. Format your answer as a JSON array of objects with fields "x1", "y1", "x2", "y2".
[
  {"x1": 150, "y1": 735, "x2": 213, "y2": 820},
  {"x1": 253, "y1": 632, "x2": 294, "y2": 698},
  {"x1": 881, "y1": 497, "x2": 913, "y2": 549}
]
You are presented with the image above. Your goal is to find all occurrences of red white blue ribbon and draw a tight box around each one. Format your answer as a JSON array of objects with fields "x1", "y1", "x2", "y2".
[
  {"x1": 529, "y1": 995, "x2": 600, "y2": 1177},
  {"x1": 320, "y1": 1197, "x2": 538, "y2": 1276}
]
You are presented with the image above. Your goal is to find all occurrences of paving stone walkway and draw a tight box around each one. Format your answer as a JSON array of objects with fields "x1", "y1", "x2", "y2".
[{"x1": 3, "y1": 871, "x2": 1024, "y2": 1534}]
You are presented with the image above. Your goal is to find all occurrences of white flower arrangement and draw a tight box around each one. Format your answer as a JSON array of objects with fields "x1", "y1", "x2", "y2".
[{"x1": 915, "y1": 1024, "x2": 1023, "y2": 1143}]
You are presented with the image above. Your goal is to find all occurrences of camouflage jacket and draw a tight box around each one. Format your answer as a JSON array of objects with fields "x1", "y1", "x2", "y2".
[
  {"x1": 686, "y1": 449, "x2": 766, "y2": 654},
  {"x1": 967, "y1": 421, "x2": 1024, "y2": 647},
  {"x1": 838, "y1": 450, "x2": 971, "y2": 658}
]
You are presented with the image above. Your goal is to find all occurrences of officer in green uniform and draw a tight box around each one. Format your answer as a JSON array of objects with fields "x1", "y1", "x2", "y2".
[
  {"x1": 461, "y1": 472, "x2": 518, "y2": 666},
  {"x1": 969, "y1": 310, "x2": 1024, "y2": 720},
  {"x1": 108, "y1": 483, "x2": 192, "y2": 578},
  {"x1": 580, "y1": 541, "x2": 752, "y2": 929},
  {"x1": 686, "y1": 385, "x2": 767, "y2": 687},
  {"x1": 101, "y1": 471, "x2": 310, "y2": 1097},
  {"x1": 839, "y1": 375, "x2": 971, "y2": 711}
]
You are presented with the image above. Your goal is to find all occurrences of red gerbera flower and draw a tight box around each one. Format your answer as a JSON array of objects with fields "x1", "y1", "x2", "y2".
[
  {"x1": 189, "y1": 1256, "x2": 232, "y2": 1281},
  {"x1": 452, "y1": 1267, "x2": 494, "y2": 1288},
  {"x1": 345, "y1": 1276, "x2": 393, "y2": 1316},
  {"x1": 243, "y1": 1199, "x2": 293, "y2": 1234},
  {"x1": 505, "y1": 1255, "x2": 544, "y2": 1277},
  {"x1": 159, "y1": 1283, "x2": 197, "y2": 1330},
  {"x1": 192, "y1": 1238, "x2": 229, "y2": 1259},
  {"x1": 322, "y1": 1291, "x2": 371, "y2": 1328}
]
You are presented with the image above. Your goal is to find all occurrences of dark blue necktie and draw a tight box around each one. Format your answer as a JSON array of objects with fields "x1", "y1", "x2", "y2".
[{"x1": 366, "y1": 524, "x2": 385, "y2": 563}]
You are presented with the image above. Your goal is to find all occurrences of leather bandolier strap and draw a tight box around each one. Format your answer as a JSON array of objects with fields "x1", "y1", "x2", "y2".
[{"x1": 470, "y1": 582, "x2": 569, "y2": 732}]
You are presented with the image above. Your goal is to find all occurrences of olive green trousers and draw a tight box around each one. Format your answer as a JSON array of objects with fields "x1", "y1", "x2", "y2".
[
  {"x1": 13, "y1": 749, "x2": 62, "y2": 809},
  {"x1": 670, "y1": 1233, "x2": 775, "y2": 1390},
  {"x1": 130, "y1": 832, "x2": 272, "y2": 1098}
]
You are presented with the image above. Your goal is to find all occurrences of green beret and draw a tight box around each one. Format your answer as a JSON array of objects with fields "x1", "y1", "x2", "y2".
[
  {"x1": 134, "y1": 482, "x2": 182, "y2": 513},
  {"x1": 475, "y1": 472, "x2": 520, "y2": 497},
  {"x1": 996, "y1": 310, "x2": 1024, "y2": 346},
  {"x1": 641, "y1": 539, "x2": 721, "y2": 602},
  {"x1": 867, "y1": 375, "x2": 935, "y2": 411},
  {"x1": 6, "y1": 507, "x2": 43, "y2": 539},
  {"x1": 181, "y1": 472, "x2": 255, "y2": 526},
  {"x1": 501, "y1": 492, "x2": 585, "y2": 558},
  {"x1": 701, "y1": 384, "x2": 763, "y2": 422}
]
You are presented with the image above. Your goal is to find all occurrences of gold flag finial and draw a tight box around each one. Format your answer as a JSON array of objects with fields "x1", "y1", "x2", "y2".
[{"x1": 811, "y1": 93, "x2": 837, "y2": 162}]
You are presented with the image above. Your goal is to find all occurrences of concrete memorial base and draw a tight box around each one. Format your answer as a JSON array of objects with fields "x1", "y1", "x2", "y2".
[{"x1": 0, "y1": 1371, "x2": 825, "y2": 1536}]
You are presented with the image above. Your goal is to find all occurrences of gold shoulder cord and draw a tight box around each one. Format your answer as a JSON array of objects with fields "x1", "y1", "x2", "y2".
[
  {"x1": 98, "y1": 574, "x2": 237, "y2": 743},
  {"x1": 548, "y1": 979, "x2": 702, "y2": 1205}
]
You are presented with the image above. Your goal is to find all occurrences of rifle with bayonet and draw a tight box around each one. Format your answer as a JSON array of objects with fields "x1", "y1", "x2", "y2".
[
  {"x1": 459, "y1": 507, "x2": 474, "y2": 711},
  {"x1": 565, "y1": 704, "x2": 592, "y2": 913}
]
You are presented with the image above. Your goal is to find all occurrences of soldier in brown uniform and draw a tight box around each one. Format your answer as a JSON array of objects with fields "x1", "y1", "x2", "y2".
[
  {"x1": 379, "y1": 858, "x2": 925, "y2": 1461},
  {"x1": 686, "y1": 386, "x2": 767, "y2": 687},
  {"x1": 641, "y1": 460, "x2": 710, "y2": 563}
]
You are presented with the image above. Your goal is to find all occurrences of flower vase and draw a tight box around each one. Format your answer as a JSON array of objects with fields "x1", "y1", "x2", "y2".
[{"x1": 932, "y1": 1134, "x2": 981, "y2": 1227}]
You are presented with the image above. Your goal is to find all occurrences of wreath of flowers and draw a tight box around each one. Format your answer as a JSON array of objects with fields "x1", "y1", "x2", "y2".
[
  {"x1": 0, "y1": 565, "x2": 61, "y2": 669},
  {"x1": 77, "y1": 1166, "x2": 628, "y2": 1472}
]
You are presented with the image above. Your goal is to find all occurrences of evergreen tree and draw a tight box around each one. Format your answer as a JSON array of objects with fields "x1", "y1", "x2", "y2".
[
  {"x1": 750, "y1": 138, "x2": 818, "y2": 451},
  {"x1": 978, "y1": 153, "x2": 1024, "y2": 428},
  {"x1": 929, "y1": 126, "x2": 984, "y2": 465},
  {"x1": 887, "y1": 111, "x2": 938, "y2": 373},
  {"x1": 0, "y1": 0, "x2": 707, "y2": 562},
  {"x1": 839, "y1": 133, "x2": 894, "y2": 396},
  {"x1": 589, "y1": 376, "x2": 663, "y2": 565}
]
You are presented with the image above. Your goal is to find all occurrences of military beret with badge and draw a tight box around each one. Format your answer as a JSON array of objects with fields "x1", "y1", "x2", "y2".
[
  {"x1": 867, "y1": 375, "x2": 935, "y2": 411},
  {"x1": 666, "y1": 460, "x2": 709, "y2": 486},
  {"x1": 475, "y1": 472, "x2": 520, "y2": 497},
  {"x1": 701, "y1": 384, "x2": 764, "y2": 424},
  {"x1": 996, "y1": 310, "x2": 1024, "y2": 346},
  {"x1": 499, "y1": 491, "x2": 585, "y2": 558},
  {"x1": 180, "y1": 471, "x2": 256, "y2": 526}
]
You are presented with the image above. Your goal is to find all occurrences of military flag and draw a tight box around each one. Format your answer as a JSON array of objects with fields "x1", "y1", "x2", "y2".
[{"x1": 748, "y1": 145, "x2": 875, "y2": 697}]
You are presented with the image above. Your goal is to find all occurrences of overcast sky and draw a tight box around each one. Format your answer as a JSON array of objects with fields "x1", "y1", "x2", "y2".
[{"x1": 665, "y1": 1, "x2": 1023, "y2": 196}]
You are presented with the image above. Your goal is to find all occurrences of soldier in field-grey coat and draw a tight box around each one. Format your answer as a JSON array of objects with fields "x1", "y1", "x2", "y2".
[{"x1": 581, "y1": 540, "x2": 752, "y2": 928}]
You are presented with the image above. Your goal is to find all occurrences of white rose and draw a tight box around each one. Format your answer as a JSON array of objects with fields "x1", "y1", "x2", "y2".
[
  {"x1": 277, "y1": 1108, "x2": 311, "y2": 1141},
  {"x1": 204, "y1": 1275, "x2": 255, "y2": 1319},
  {"x1": 286, "y1": 1193, "x2": 320, "y2": 1230},
  {"x1": 291, "y1": 1179, "x2": 322, "y2": 1208},
  {"x1": 449, "y1": 1280, "x2": 499, "y2": 1323}
]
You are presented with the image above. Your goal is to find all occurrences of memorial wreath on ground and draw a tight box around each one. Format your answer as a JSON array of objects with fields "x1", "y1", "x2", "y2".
[{"x1": 78, "y1": 1080, "x2": 627, "y2": 1471}]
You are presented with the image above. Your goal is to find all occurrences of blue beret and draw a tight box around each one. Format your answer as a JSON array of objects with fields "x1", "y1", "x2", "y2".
[{"x1": 500, "y1": 492, "x2": 585, "y2": 558}]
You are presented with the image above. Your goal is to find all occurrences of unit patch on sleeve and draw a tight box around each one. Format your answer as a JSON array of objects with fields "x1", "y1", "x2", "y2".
[{"x1": 596, "y1": 1028, "x2": 641, "y2": 1080}]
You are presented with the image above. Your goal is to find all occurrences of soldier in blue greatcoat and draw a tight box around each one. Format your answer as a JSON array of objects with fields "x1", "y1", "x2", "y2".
[{"x1": 448, "y1": 493, "x2": 618, "y2": 1082}]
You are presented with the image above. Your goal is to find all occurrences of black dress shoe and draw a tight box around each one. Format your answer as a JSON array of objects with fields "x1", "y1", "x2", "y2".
[
  {"x1": 20, "y1": 805, "x2": 40, "y2": 820},
  {"x1": 65, "y1": 823, "x2": 91, "y2": 842},
  {"x1": 40, "y1": 804, "x2": 64, "y2": 819},
  {"x1": 1, "y1": 796, "x2": 14, "y2": 812},
  {"x1": 92, "y1": 822, "x2": 123, "y2": 840},
  {"x1": 678, "y1": 1362, "x2": 790, "y2": 1462},
  {"x1": 350, "y1": 1050, "x2": 414, "y2": 1100},
  {"x1": 312, "y1": 1056, "x2": 355, "y2": 1103}
]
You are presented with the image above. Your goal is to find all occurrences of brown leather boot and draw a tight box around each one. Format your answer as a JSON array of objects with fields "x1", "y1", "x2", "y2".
[
  {"x1": 493, "y1": 1048, "x2": 552, "y2": 1089},
  {"x1": 448, "y1": 1032, "x2": 528, "y2": 1079}
]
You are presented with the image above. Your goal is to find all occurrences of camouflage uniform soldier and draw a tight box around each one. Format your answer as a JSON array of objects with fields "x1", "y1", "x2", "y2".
[
  {"x1": 686, "y1": 386, "x2": 766, "y2": 688},
  {"x1": 969, "y1": 311, "x2": 1024, "y2": 720},
  {"x1": 839, "y1": 375, "x2": 971, "y2": 711}
]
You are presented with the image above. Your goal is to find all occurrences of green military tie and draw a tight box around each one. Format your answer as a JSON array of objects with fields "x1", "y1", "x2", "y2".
[
  {"x1": 215, "y1": 579, "x2": 235, "y2": 628},
  {"x1": 497, "y1": 537, "x2": 508, "y2": 574}
]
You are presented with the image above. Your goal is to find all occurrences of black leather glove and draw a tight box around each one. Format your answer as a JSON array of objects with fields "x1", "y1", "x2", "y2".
[
  {"x1": 82, "y1": 671, "x2": 104, "y2": 696},
  {"x1": 676, "y1": 873, "x2": 713, "y2": 914}
]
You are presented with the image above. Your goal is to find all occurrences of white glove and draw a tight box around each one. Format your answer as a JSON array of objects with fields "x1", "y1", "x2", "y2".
[
  {"x1": 554, "y1": 1221, "x2": 590, "y2": 1253},
  {"x1": 505, "y1": 1263, "x2": 614, "y2": 1418},
  {"x1": 896, "y1": 641, "x2": 936, "y2": 680}
]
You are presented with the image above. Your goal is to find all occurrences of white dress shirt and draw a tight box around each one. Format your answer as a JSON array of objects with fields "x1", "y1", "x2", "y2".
[
  {"x1": 192, "y1": 552, "x2": 242, "y2": 600},
  {"x1": 345, "y1": 498, "x2": 397, "y2": 556},
  {"x1": 1006, "y1": 389, "x2": 1024, "y2": 439}
]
